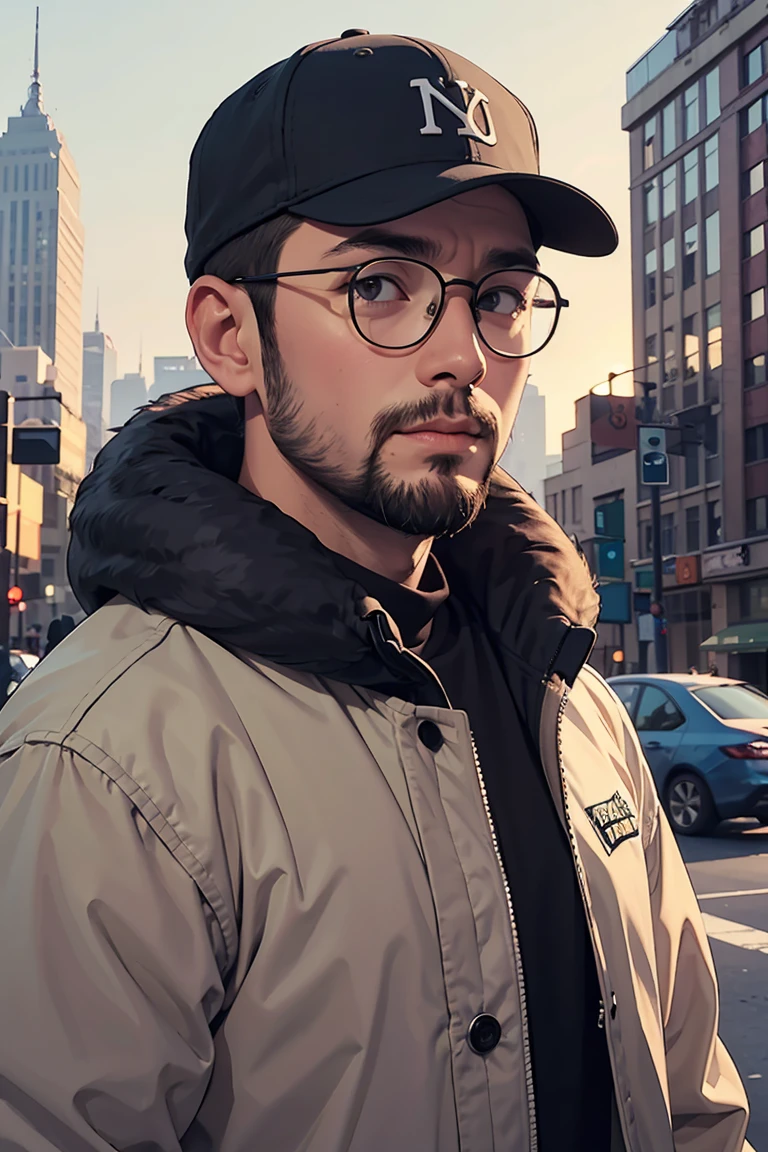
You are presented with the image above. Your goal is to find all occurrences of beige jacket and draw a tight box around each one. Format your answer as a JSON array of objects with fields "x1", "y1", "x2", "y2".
[
  {"x1": 0, "y1": 596, "x2": 752, "y2": 1151},
  {"x1": 0, "y1": 387, "x2": 754, "y2": 1150}
]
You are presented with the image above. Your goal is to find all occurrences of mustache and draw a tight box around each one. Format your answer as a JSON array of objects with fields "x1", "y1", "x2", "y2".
[{"x1": 369, "y1": 392, "x2": 498, "y2": 456}]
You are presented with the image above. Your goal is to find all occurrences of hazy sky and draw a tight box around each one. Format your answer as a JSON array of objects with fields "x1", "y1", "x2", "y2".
[{"x1": 1, "y1": 0, "x2": 684, "y2": 451}]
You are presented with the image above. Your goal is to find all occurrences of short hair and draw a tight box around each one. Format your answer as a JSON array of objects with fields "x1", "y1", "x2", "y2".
[{"x1": 202, "y1": 214, "x2": 305, "y2": 360}]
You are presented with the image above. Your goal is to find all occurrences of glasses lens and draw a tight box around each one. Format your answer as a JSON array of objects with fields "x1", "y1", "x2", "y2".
[
  {"x1": 350, "y1": 261, "x2": 442, "y2": 349},
  {"x1": 474, "y1": 270, "x2": 558, "y2": 356}
]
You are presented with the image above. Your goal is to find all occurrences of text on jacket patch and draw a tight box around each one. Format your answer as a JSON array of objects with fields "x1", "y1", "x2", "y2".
[{"x1": 584, "y1": 791, "x2": 640, "y2": 855}]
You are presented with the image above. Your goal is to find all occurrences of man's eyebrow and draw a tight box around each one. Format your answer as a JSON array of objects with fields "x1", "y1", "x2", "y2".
[
  {"x1": 483, "y1": 246, "x2": 539, "y2": 271},
  {"x1": 322, "y1": 228, "x2": 440, "y2": 261},
  {"x1": 322, "y1": 230, "x2": 539, "y2": 272}
]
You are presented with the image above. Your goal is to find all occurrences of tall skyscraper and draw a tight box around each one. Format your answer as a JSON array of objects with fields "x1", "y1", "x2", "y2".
[
  {"x1": 0, "y1": 11, "x2": 85, "y2": 432},
  {"x1": 110, "y1": 372, "x2": 148, "y2": 430},
  {"x1": 623, "y1": 0, "x2": 768, "y2": 686},
  {"x1": 82, "y1": 303, "x2": 117, "y2": 471},
  {"x1": 498, "y1": 381, "x2": 547, "y2": 505}
]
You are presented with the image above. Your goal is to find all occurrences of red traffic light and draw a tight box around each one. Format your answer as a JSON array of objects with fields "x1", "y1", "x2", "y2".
[{"x1": 7, "y1": 585, "x2": 23, "y2": 605}]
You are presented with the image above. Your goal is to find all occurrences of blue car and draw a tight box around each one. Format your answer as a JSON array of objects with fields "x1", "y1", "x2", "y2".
[{"x1": 606, "y1": 674, "x2": 768, "y2": 836}]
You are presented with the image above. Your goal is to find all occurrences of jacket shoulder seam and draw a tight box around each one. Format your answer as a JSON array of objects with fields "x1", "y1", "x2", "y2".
[{"x1": 22, "y1": 727, "x2": 238, "y2": 974}]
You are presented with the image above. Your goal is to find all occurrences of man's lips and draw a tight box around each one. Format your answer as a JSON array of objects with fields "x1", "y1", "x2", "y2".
[{"x1": 392, "y1": 420, "x2": 487, "y2": 452}]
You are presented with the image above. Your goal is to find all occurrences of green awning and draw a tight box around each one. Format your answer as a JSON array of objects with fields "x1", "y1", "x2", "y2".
[{"x1": 701, "y1": 622, "x2": 768, "y2": 653}]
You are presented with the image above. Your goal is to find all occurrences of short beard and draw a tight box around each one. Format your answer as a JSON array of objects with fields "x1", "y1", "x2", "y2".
[{"x1": 261, "y1": 348, "x2": 498, "y2": 539}]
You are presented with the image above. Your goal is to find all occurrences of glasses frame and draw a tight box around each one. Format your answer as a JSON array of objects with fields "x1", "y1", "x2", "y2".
[{"x1": 228, "y1": 258, "x2": 569, "y2": 359}]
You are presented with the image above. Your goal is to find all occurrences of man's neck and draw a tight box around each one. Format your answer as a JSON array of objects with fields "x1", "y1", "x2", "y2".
[{"x1": 240, "y1": 413, "x2": 433, "y2": 590}]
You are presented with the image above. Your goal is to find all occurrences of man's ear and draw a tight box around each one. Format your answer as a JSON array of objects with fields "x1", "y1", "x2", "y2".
[{"x1": 185, "y1": 276, "x2": 264, "y2": 399}]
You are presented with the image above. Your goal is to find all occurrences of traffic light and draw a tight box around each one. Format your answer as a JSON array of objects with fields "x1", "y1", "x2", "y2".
[
  {"x1": 7, "y1": 585, "x2": 23, "y2": 606},
  {"x1": 638, "y1": 426, "x2": 669, "y2": 485}
]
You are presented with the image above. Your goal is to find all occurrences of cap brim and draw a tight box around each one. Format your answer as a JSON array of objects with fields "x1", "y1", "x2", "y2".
[{"x1": 294, "y1": 162, "x2": 618, "y2": 257}]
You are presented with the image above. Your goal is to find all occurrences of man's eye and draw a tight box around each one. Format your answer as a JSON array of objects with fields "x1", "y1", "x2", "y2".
[
  {"x1": 353, "y1": 276, "x2": 405, "y2": 303},
  {"x1": 476, "y1": 287, "x2": 525, "y2": 316}
]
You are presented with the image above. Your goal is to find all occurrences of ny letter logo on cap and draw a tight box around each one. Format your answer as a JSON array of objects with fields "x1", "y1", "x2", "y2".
[{"x1": 410, "y1": 77, "x2": 497, "y2": 146}]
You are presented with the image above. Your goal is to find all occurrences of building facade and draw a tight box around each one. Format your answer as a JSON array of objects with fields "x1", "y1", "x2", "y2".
[
  {"x1": 147, "y1": 355, "x2": 212, "y2": 403},
  {"x1": 82, "y1": 312, "x2": 117, "y2": 471},
  {"x1": 623, "y1": 0, "x2": 768, "y2": 689},
  {"x1": 110, "y1": 372, "x2": 147, "y2": 430},
  {"x1": 0, "y1": 22, "x2": 85, "y2": 470},
  {"x1": 544, "y1": 395, "x2": 640, "y2": 678},
  {"x1": 498, "y1": 380, "x2": 547, "y2": 505}
]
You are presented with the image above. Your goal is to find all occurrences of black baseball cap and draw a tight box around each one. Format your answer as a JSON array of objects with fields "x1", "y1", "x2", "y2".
[{"x1": 184, "y1": 30, "x2": 618, "y2": 282}]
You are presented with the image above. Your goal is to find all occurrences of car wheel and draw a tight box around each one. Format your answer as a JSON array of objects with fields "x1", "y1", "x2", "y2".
[{"x1": 664, "y1": 772, "x2": 717, "y2": 836}]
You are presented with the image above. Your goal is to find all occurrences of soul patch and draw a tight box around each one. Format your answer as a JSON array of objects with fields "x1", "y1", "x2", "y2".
[{"x1": 585, "y1": 790, "x2": 639, "y2": 855}]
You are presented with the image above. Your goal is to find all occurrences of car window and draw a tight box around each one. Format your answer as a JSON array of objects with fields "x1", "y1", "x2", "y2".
[
  {"x1": 613, "y1": 682, "x2": 641, "y2": 717},
  {"x1": 691, "y1": 684, "x2": 768, "y2": 720},
  {"x1": 635, "y1": 685, "x2": 686, "y2": 732}
]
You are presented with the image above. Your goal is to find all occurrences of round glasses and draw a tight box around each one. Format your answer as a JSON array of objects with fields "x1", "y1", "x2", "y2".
[{"x1": 230, "y1": 258, "x2": 568, "y2": 359}]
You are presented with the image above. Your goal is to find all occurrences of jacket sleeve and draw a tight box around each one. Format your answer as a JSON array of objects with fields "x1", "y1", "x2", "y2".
[
  {"x1": 0, "y1": 739, "x2": 228, "y2": 1151},
  {"x1": 617, "y1": 706, "x2": 754, "y2": 1152}
]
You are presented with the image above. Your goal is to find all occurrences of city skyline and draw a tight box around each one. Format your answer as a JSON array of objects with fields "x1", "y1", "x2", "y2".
[{"x1": 1, "y1": 0, "x2": 686, "y2": 450}]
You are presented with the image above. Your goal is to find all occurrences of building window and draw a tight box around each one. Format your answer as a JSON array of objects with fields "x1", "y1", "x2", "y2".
[
  {"x1": 664, "y1": 325, "x2": 677, "y2": 382},
  {"x1": 683, "y1": 225, "x2": 697, "y2": 289},
  {"x1": 740, "y1": 577, "x2": 768, "y2": 618},
  {"x1": 746, "y1": 496, "x2": 768, "y2": 536},
  {"x1": 644, "y1": 178, "x2": 659, "y2": 226},
  {"x1": 744, "y1": 41, "x2": 767, "y2": 86},
  {"x1": 744, "y1": 224, "x2": 765, "y2": 259},
  {"x1": 641, "y1": 521, "x2": 652, "y2": 558},
  {"x1": 547, "y1": 493, "x2": 557, "y2": 521},
  {"x1": 686, "y1": 505, "x2": 701, "y2": 552},
  {"x1": 662, "y1": 166, "x2": 676, "y2": 217},
  {"x1": 645, "y1": 333, "x2": 658, "y2": 377},
  {"x1": 662, "y1": 100, "x2": 676, "y2": 157},
  {"x1": 683, "y1": 150, "x2": 698, "y2": 204},
  {"x1": 745, "y1": 353, "x2": 767, "y2": 388},
  {"x1": 705, "y1": 211, "x2": 720, "y2": 275},
  {"x1": 572, "y1": 486, "x2": 583, "y2": 524},
  {"x1": 745, "y1": 422, "x2": 768, "y2": 463},
  {"x1": 742, "y1": 95, "x2": 765, "y2": 135},
  {"x1": 661, "y1": 513, "x2": 676, "y2": 555},
  {"x1": 705, "y1": 66, "x2": 720, "y2": 125},
  {"x1": 744, "y1": 161, "x2": 765, "y2": 199},
  {"x1": 33, "y1": 164, "x2": 38, "y2": 192},
  {"x1": 684, "y1": 83, "x2": 700, "y2": 141},
  {"x1": 43, "y1": 164, "x2": 48, "y2": 191},
  {"x1": 745, "y1": 287, "x2": 766, "y2": 322},
  {"x1": 704, "y1": 134, "x2": 718, "y2": 191},
  {"x1": 663, "y1": 238, "x2": 675, "y2": 297},
  {"x1": 683, "y1": 314, "x2": 699, "y2": 378},
  {"x1": 706, "y1": 304, "x2": 722, "y2": 371},
  {"x1": 707, "y1": 499, "x2": 722, "y2": 546},
  {"x1": 645, "y1": 249, "x2": 657, "y2": 308},
  {"x1": 644, "y1": 116, "x2": 658, "y2": 169},
  {"x1": 684, "y1": 443, "x2": 700, "y2": 488}
]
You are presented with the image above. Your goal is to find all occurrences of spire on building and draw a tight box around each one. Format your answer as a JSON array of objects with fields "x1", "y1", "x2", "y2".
[
  {"x1": 138, "y1": 337, "x2": 143, "y2": 378},
  {"x1": 95, "y1": 290, "x2": 100, "y2": 333},
  {"x1": 21, "y1": 7, "x2": 44, "y2": 117}
]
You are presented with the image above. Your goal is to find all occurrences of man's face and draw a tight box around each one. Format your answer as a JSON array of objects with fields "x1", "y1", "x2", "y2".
[{"x1": 258, "y1": 186, "x2": 535, "y2": 538}]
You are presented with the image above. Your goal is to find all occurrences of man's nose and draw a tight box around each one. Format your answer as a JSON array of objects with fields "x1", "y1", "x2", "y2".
[{"x1": 414, "y1": 292, "x2": 487, "y2": 391}]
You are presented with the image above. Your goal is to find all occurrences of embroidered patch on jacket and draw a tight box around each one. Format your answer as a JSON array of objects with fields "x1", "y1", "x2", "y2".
[{"x1": 585, "y1": 791, "x2": 640, "y2": 855}]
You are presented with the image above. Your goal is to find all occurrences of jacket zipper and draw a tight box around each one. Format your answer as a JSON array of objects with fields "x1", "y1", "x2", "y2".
[
  {"x1": 554, "y1": 687, "x2": 635, "y2": 1152},
  {"x1": 469, "y1": 728, "x2": 538, "y2": 1152}
]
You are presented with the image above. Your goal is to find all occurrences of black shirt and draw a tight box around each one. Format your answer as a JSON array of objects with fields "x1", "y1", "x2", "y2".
[{"x1": 333, "y1": 552, "x2": 613, "y2": 1150}]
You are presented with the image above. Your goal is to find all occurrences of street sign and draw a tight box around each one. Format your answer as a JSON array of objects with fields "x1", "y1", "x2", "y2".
[
  {"x1": 638, "y1": 426, "x2": 669, "y2": 485},
  {"x1": 598, "y1": 581, "x2": 632, "y2": 623},
  {"x1": 12, "y1": 425, "x2": 61, "y2": 465},
  {"x1": 597, "y1": 540, "x2": 625, "y2": 580},
  {"x1": 594, "y1": 500, "x2": 624, "y2": 540}
]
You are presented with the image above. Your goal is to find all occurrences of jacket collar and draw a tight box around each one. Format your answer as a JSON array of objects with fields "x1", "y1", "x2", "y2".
[{"x1": 68, "y1": 385, "x2": 600, "y2": 696}]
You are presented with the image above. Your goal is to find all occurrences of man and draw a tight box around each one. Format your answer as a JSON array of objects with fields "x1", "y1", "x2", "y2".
[{"x1": 0, "y1": 31, "x2": 752, "y2": 1152}]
